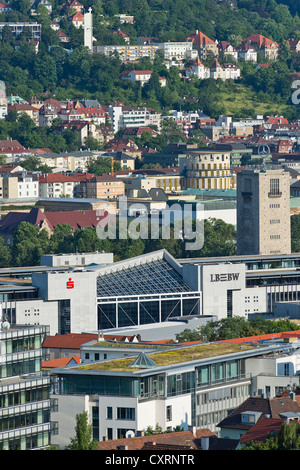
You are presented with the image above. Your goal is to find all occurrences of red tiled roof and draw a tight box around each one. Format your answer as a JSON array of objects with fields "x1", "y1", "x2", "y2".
[
  {"x1": 42, "y1": 333, "x2": 143, "y2": 349},
  {"x1": 42, "y1": 356, "x2": 80, "y2": 368},
  {"x1": 242, "y1": 34, "x2": 278, "y2": 48},
  {"x1": 39, "y1": 173, "x2": 76, "y2": 183},
  {"x1": 239, "y1": 416, "x2": 284, "y2": 444},
  {"x1": 98, "y1": 429, "x2": 214, "y2": 450},
  {"x1": 186, "y1": 30, "x2": 215, "y2": 46}
]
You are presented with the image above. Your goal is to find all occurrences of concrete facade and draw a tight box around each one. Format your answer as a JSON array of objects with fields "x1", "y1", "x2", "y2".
[{"x1": 237, "y1": 169, "x2": 291, "y2": 256}]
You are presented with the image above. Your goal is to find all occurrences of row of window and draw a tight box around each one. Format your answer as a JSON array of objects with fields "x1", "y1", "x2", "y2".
[
  {"x1": 0, "y1": 386, "x2": 49, "y2": 408},
  {"x1": 106, "y1": 406, "x2": 135, "y2": 421}
]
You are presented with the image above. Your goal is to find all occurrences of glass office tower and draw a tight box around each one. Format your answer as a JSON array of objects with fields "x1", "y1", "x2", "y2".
[{"x1": 0, "y1": 322, "x2": 51, "y2": 450}]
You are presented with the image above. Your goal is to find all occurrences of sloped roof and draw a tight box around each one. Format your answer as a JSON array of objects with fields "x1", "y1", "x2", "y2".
[
  {"x1": 242, "y1": 34, "x2": 278, "y2": 48},
  {"x1": 0, "y1": 208, "x2": 46, "y2": 234},
  {"x1": 42, "y1": 333, "x2": 141, "y2": 349},
  {"x1": 45, "y1": 209, "x2": 102, "y2": 231},
  {"x1": 218, "y1": 396, "x2": 300, "y2": 430},
  {"x1": 42, "y1": 356, "x2": 80, "y2": 368},
  {"x1": 186, "y1": 30, "x2": 215, "y2": 46},
  {"x1": 239, "y1": 416, "x2": 284, "y2": 445},
  {"x1": 98, "y1": 429, "x2": 214, "y2": 450}
]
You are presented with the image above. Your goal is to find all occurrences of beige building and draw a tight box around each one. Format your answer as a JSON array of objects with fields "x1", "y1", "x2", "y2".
[
  {"x1": 37, "y1": 151, "x2": 98, "y2": 172},
  {"x1": 186, "y1": 30, "x2": 218, "y2": 61},
  {"x1": 179, "y1": 150, "x2": 234, "y2": 190},
  {"x1": 124, "y1": 174, "x2": 182, "y2": 197},
  {"x1": 80, "y1": 174, "x2": 125, "y2": 199},
  {"x1": 236, "y1": 169, "x2": 291, "y2": 256}
]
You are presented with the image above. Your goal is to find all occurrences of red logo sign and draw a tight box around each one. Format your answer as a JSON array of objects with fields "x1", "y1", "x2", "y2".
[{"x1": 66, "y1": 278, "x2": 74, "y2": 289}]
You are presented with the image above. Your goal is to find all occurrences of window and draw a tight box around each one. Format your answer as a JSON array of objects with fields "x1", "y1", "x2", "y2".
[
  {"x1": 107, "y1": 407, "x2": 112, "y2": 419},
  {"x1": 166, "y1": 405, "x2": 172, "y2": 421},
  {"x1": 117, "y1": 407, "x2": 135, "y2": 420},
  {"x1": 269, "y1": 178, "x2": 280, "y2": 196}
]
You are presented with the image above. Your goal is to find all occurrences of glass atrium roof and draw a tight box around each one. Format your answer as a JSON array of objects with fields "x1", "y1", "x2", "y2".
[{"x1": 97, "y1": 259, "x2": 192, "y2": 297}]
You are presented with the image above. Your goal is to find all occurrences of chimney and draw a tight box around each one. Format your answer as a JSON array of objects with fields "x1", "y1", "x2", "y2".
[{"x1": 188, "y1": 425, "x2": 197, "y2": 437}]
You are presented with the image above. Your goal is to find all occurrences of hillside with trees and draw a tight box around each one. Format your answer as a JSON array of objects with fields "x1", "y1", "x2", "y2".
[{"x1": 0, "y1": 0, "x2": 300, "y2": 135}]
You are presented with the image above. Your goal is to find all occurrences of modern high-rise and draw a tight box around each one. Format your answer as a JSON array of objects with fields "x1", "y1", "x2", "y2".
[
  {"x1": 0, "y1": 316, "x2": 51, "y2": 450},
  {"x1": 237, "y1": 168, "x2": 291, "y2": 256}
]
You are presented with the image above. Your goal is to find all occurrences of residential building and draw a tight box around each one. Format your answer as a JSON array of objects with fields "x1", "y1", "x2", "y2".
[
  {"x1": 186, "y1": 59, "x2": 240, "y2": 81},
  {"x1": 37, "y1": 151, "x2": 98, "y2": 172},
  {"x1": 157, "y1": 41, "x2": 196, "y2": 60},
  {"x1": 108, "y1": 105, "x2": 162, "y2": 134},
  {"x1": 121, "y1": 70, "x2": 166, "y2": 87},
  {"x1": 218, "y1": 395, "x2": 300, "y2": 440},
  {"x1": 179, "y1": 149, "x2": 233, "y2": 190},
  {"x1": 113, "y1": 29, "x2": 130, "y2": 43},
  {"x1": 102, "y1": 151, "x2": 136, "y2": 170},
  {"x1": 39, "y1": 173, "x2": 76, "y2": 198},
  {"x1": 93, "y1": 44, "x2": 158, "y2": 61},
  {"x1": 241, "y1": 34, "x2": 279, "y2": 61},
  {"x1": 0, "y1": 321, "x2": 51, "y2": 450},
  {"x1": 2, "y1": 171, "x2": 39, "y2": 200},
  {"x1": 236, "y1": 42, "x2": 257, "y2": 62},
  {"x1": 116, "y1": 14, "x2": 134, "y2": 24},
  {"x1": 0, "y1": 22, "x2": 42, "y2": 40},
  {"x1": 53, "y1": 120, "x2": 98, "y2": 146},
  {"x1": 210, "y1": 60, "x2": 240, "y2": 80},
  {"x1": 79, "y1": 173, "x2": 125, "y2": 199},
  {"x1": 186, "y1": 30, "x2": 218, "y2": 60},
  {"x1": 0, "y1": 3, "x2": 13, "y2": 13},
  {"x1": 97, "y1": 429, "x2": 215, "y2": 450},
  {"x1": 69, "y1": 11, "x2": 84, "y2": 28},
  {"x1": 0, "y1": 207, "x2": 107, "y2": 243},
  {"x1": 124, "y1": 169, "x2": 181, "y2": 197},
  {"x1": 289, "y1": 39, "x2": 300, "y2": 53},
  {"x1": 8, "y1": 103, "x2": 39, "y2": 125},
  {"x1": 236, "y1": 168, "x2": 291, "y2": 255},
  {"x1": 185, "y1": 59, "x2": 210, "y2": 80},
  {"x1": 0, "y1": 80, "x2": 7, "y2": 120},
  {"x1": 217, "y1": 41, "x2": 238, "y2": 60}
]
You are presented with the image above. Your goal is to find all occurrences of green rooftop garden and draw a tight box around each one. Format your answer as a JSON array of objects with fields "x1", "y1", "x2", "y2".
[{"x1": 77, "y1": 342, "x2": 255, "y2": 372}]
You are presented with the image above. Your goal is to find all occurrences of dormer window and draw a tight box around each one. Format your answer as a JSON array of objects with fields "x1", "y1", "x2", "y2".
[{"x1": 241, "y1": 411, "x2": 261, "y2": 424}]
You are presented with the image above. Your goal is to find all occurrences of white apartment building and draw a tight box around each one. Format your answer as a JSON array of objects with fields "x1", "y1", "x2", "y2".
[
  {"x1": 39, "y1": 173, "x2": 75, "y2": 198},
  {"x1": 157, "y1": 41, "x2": 197, "y2": 60},
  {"x1": 109, "y1": 105, "x2": 162, "y2": 134},
  {"x1": 121, "y1": 70, "x2": 166, "y2": 87}
]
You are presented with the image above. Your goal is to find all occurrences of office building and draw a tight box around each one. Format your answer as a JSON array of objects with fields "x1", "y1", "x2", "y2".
[
  {"x1": 0, "y1": 318, "x2": 51, "y2": 450},
  {"x1": 49, "y1": 333, "x2": 300, "y2": 447},
  {"x1": 236, "y1": 168, "x2": 291, "y2": 256}
]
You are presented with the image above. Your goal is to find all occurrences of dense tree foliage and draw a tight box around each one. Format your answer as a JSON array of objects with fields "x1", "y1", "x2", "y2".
[
  {"x1": 0, "y1": 0, "x2": 300, "y2": 131},
  {"x1": 175, "y1": 316, "x2": 299, "y2": 342},
  {"x1": 0, "y1": 217, "x2": 236, "y2": 267}
]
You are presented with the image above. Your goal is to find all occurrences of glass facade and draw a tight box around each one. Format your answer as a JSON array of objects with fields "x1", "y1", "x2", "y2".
[
  {"x1": 98, "y1": 295, "x2": 201, "y2": 330},
  {"x1": 97, "y1": 259, "x2": 193, "y2": 297},
  {"x1": 196, "y1": 359, "x2": 245, "y2": 387},
  {"x1": 0, "y1": 326, "x2": 51, "y2": 450},
  {"x1": 55, "y1": 374, "x2": 137, "y2": 397}
]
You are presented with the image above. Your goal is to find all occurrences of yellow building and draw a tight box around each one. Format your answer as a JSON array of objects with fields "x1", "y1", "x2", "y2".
[{"x1": 179, "y1": 150, "x2": 234, "y2": 190}]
